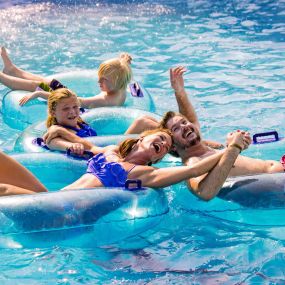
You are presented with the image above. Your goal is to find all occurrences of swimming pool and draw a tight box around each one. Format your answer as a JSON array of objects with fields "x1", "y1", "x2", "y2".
[{"x1": 1, "y1": 0, "x2": 285, "y2": 283}]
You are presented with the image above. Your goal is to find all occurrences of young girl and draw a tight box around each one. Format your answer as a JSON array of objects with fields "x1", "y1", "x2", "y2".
[
  {"x1": 0, "y1": 129, "x2": 248, "y2": 196},
  {"x1": 0, "y1": 47, "x2": 132, "y2": 108},
  {"x1": 43, "y1": 88, "x2": 96, "y2": 155}
]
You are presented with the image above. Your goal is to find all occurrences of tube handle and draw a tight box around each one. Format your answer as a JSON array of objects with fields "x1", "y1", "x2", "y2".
[
  {"x1": 125, "y1": 179, "x2": 143, "y2": 191},
  {"x1": 253, "y1": 131, "x2": 279, "y2": 144}
]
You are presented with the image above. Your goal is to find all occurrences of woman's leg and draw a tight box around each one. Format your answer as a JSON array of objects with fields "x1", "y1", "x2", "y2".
[
  {"x1": 0, "y1": 183, "x2": 38, "y2": 196},
  {"x1": 0, "y1": 151, "x2": 47, "y2": 194},
  {"x1": 1, "y1": 47, "x2": 46, "y2": 81},
  {"x1": 0, "y1": 71, "x2": 41, "y2": 91}
]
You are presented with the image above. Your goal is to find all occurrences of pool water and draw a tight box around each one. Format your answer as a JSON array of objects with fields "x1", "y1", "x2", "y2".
[{"x1": 1, "y1": 0, "x2": 285, "y2": 283}]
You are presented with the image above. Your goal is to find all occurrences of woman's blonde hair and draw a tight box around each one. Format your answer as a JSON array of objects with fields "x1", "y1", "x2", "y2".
[
  {"x1": 46, "y1": 88, "x2": 83, "y2": 127},
  {"x1": 98, "y1": 53, "x2": 132, "y2": 91},
  {"x1": 118, "y1": 128, "x2": 173, "y2": 160}
]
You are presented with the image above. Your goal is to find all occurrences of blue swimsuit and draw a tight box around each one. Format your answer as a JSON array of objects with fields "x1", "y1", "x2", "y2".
[
  {"x1": 34, "y1": 123, "x2": 97, "y2": 151},
  {"x1": 63, "y1": 122, "x2": 97, "y2": 137},
  {"x1": 86, "y1": 153, "x2": 136, "y2": 187}
]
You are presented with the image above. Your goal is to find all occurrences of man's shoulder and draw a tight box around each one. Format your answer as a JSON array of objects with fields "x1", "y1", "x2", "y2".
[
  {"x1": 183, "y1": 148, "x2": 219, "y2": 165},
  {"x1": 183, "y1": 156, "x2": 202, "y2": 165}
]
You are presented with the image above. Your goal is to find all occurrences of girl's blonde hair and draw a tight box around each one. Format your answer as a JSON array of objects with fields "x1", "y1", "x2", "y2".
[
  {"x1": 46, "y1": 88, "x2": 83, "y2": 127},
  {"x1": 98, "y1": 53, "x2": 132, "y2": 91},
  {"x1": 118, "y1": 128, "x2": 173, "y2": 160}
]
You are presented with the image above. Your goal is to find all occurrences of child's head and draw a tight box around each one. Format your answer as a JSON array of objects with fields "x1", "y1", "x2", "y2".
[
  {"x1": 98, "y1": 53, "x2": 132, "y2": 93},
  {"x1": 47, "y1": 88, "x2": 83, "y2": 127}
]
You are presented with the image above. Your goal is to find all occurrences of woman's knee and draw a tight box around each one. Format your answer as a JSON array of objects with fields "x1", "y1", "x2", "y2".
[{"x1": 0, "y1": 183, "x2": 10, "y2": 195}]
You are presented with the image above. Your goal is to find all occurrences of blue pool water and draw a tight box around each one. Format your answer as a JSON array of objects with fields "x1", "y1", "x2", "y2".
[{"x1": 1, "y1": 0, "x2": 285, "y2": 283}]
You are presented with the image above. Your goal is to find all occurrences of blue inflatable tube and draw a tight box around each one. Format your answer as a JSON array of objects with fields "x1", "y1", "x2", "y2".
[
  {"x1": 2, "y1": 70, "x2": 155, "y2": 130},
  {"x1": 0, "y1": 153, "x2": 168, "y2": 248},
  {"x1": 173, "y1": 172, "x2": 285, "y2": 226},
  {"x1": 14, "y1": 107, "x2": 161, "y2": 153}
]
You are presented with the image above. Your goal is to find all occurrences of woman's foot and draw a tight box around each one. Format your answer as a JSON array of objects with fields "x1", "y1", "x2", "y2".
[{"x1": 1, "y1": 47, "x2": 16, "y2": 76}]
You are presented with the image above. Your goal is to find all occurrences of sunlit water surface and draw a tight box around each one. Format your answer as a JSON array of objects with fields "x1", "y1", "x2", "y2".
[{"x1": 0, "y1": 0, "x2": 285, "y2": 284}]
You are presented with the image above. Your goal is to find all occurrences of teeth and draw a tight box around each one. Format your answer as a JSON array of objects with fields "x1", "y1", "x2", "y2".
[{"x1": 184, "y1": 130, "x2": 192, "y2": 138}]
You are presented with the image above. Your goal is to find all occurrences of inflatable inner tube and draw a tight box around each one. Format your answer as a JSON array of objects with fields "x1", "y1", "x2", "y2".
[
  {"x1": 14, "y1": 107, "x2": 161, "y2": 153},
  {"x1": 0, "y1": 153, "x2": 168, "y2": 248},
  {"x1": 173, "y1": 172, "x2": 285, "y2": 226},
  {"x1": 2, "y1": 70, "x2": 155, "y2": 130}
]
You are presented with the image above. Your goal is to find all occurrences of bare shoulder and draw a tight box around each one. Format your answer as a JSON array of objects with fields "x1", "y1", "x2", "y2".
[
  {"x1": 184, "y1": 156, "x2": 202, "y2": 166},
  {"x1": 104, "y1": 145, "x2": 119, "y2": 154}
]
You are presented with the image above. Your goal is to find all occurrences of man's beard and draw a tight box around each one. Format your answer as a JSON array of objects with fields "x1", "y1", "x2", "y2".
[{"x1": 184, "y1": 133, "x2": 201, "y2": 149}]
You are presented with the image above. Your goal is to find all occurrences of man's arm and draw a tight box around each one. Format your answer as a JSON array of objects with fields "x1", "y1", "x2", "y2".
[
  {"x1": 186, "y1": 131, "x2": 250, "y2": 201},
  {"x1": 170, "y1": 66, "x2": 200, "y2": 130}
]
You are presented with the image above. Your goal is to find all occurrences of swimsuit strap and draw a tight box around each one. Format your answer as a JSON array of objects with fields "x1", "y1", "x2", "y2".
[
  {"x1": 61, "y1": 124, "x2": 80, "y2": 132},
  {"x1": 127, "y1": 164, "x2": 136, "y2": 174}
]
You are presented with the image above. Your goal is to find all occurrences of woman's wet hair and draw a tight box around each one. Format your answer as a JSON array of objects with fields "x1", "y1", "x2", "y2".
[
  {"x1": 98, "y1": 53, "x2": 132, "y2": 91},
  {"x1": 118, "y1": 128, "x2": 173, "y2": 160},
  {"x1": 46, "y1": 88, "x2": 83, "y2": 127}
]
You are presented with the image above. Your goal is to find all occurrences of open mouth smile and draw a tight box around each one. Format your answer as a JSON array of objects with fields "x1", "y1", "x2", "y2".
[
  {"x1": 183, "y1": 128, "x2": 194, "y2": 139},
  {"x1": 153, "y1": 143, "x2": 161, "y2": 153}
]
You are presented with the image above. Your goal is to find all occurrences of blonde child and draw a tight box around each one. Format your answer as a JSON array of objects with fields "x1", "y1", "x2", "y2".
[
  {"x1": 43, "y1": 88, "x2": 96, "y2": 156},
  {"x1": 0, "y1": 47, "x2": 132, "y2": 108}
]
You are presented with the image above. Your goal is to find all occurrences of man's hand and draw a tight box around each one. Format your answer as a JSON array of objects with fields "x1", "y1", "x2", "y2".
[
  {"x1": 170, "y1": 66, "x2": 187, "y2": 93},
  {"x1": 120, "y1": 53, "x2": 132, "y2": 65}
]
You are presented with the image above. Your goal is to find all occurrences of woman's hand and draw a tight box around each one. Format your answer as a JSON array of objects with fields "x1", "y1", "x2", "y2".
[{"x1": 226, "y1": 130, "x2": 252, "y2": 151}]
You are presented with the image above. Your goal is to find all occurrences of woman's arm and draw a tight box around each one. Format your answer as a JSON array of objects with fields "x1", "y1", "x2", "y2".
[{"x1": 131, "y1": 150, "x2": 228, "y2": 188}]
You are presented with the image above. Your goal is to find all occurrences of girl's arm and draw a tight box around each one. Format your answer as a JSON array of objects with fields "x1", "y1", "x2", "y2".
[
  {"x1": 19, "y1": 90, "x2": 51, "y2": 106},
  {"x1": 46, "y1": 137, "x2": 85, "y2": 154},
  {"x1": 44, "y1": 126, "x2": 94, "y2": 152}
]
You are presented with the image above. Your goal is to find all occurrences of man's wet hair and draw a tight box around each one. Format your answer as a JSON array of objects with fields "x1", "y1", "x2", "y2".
[{"x1": 159, "y1": 111, "x2": 182, "y2": 157}]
